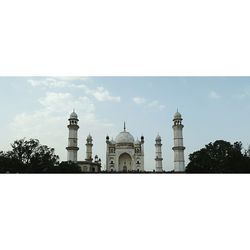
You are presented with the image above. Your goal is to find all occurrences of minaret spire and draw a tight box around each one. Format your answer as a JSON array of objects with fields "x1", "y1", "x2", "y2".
[
  {"x1": 172, "y1": 110, "x2": 186, "y2": 172},
  {"x1": 66, "y1": 110, "x2": 79, "y2": 163},
  {"x1": 155, "y1": 134, "x2": 163, "y2": 172},
  {"x1": 124, "y1": 121, "x2": 126, "y2": 131},
  {"x1": 86, "y1": 134, "x2": 93, "y2": 162}
]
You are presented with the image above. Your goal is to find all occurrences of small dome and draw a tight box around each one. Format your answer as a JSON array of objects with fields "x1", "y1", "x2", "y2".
[
  {"x1": 135, "y1": 139, "x2": 140, "y2": 144},
  {"x1": 115, "y1": 131, "x2": 135, "y2": 144},
  {"x1": 70, "y1": 111, "x2": 78, "y2": 119},
  {"x1": 174, "y1": 111, "x2": 182, "y2": 120},
  {"x1": 156, "y1": 134, "x2": 161, "y2": 141},
  {"x1": 110, "y1": 139, "x2": 116, "y2": 144}
]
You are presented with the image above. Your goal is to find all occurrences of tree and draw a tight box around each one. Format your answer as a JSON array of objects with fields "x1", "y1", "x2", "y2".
[
  {"x1": 186, "y1": 140, "x2": 250, "y2": 173},
  {"x1": 4, "y1": 138, "x2": 59, "y2": 173},
  {"x1": 0, "y1": 151, "x2": 23, "y2": 173}
]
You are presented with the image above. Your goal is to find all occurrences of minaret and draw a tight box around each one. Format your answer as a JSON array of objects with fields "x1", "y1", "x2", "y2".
[
  {"x1": 106, "y1": 135, "x2": 110, "y2": 171},
  {"x1": 155, "y1": 134, "x2": 163, "y2": 172},
  {"x1": 141, "y1": 135, "x2": 145, "y2": 147},
  {"x1": 140, "y1": 135, "x2": 145, "y2": 172},
  {"x1": 66, "y1": 110, "x2": 79, "y2": 163},
  {"x1": 172, "y1": 110, "x2": 186, "y2": 172},
  {"x1": 85, "y1": 134, "x2": 93, "y2": 162}
]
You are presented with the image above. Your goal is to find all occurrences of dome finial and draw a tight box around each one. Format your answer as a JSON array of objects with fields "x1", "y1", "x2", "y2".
[
  {"x1": 70, "y1": 109, "x2": 78, "y2": 119},
  {"x1": 124, "y1": 121, "x2": 126, "y2": 131},
  {"x1": 174, "y1": 109, "x2": 182, "y2": 120},
  {"x1": 156, "y1": 133, "x2": 161, "y2": 141}
]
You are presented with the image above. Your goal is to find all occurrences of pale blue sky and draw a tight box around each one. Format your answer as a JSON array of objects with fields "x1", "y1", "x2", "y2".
[{"x1": 1, "y1": 77, "x2": 250, "y2": 171}]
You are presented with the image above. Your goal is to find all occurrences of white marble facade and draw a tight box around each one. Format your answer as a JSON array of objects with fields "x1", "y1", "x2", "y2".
[
  {"x1": 66, "y1": 111, "x2": 186, "y2": 172},
  {"x1": 106, "y1": 123, "x2": 144, "y2": 172},
  {"x1": 172, "y1": 111, "x2": 186, "y2": 172}
]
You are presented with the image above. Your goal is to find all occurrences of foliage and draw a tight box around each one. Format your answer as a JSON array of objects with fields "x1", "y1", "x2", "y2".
[
  {"x1": 0, "y1": 138, "x2": 59, "y2": 173},
  {"x1": 0, "y1": 151, "x2": 24, "y2": 173},
  {"x1": 186, "y1": 140, "x2": 250, "y2": 173}
]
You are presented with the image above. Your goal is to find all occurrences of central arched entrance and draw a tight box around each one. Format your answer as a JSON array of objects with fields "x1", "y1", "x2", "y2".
[{"x1": 119, "y1": 153, "x2": 132, "y2": 172}]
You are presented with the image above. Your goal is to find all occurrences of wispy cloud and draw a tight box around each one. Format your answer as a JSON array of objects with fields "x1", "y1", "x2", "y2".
[
  {"x1": 29, "y1": 78, "x2": 68, "y2": 88},
  {"x1": 90, "y1": 87, "x2": 121, "y2": 102},
  {"x1": 148, "y1": 100, "x2": 166, "y2": 111},
  {"x1": 38, "y1": 92, "x2": 95, "y2": 117},
  {"x1": 28, "y1": 77, "x2": 121, "y2": 103},
  {"x1": 28, "y1": 77, "x2": 88, "y2": 89},
  {"x1": 11, "y1": 91, "x2": 97, "y2": 136},
  {"x1": 209, "y1": 91, "x2": 221, "y2": 99},
  {"x1": 133, "y1": 97, "x2": 146, "y2": 105},
  {"x1": 133, "y1": 96, "x2": 165, "y2": 111},
  {"x1": 232, "y1": 87, "x2": 250, "y2": 100}
]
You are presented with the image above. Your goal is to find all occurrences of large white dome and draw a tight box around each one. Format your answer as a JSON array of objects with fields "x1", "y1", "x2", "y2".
[{"x1": 115, "y1": 131, "x2": 135, "y2": 144}]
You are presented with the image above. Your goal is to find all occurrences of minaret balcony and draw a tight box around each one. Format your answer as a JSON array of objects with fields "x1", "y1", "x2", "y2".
[
  {"x1": 172, "y1": 146, "x2": 186, "y2": 150},
  {"x1": 66, "y1": 146, "x2": 79, "y2": 151},
  {"x1": 155, "y1": 157, "x2": 163, "y2": 161}
]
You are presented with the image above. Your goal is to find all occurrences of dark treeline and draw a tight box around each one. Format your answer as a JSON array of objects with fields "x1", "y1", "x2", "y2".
[
  {"x1": 0, "y1": 139, "x2": 81, "y2": 173},
  {"x1": 1, "y1": 138, "x2": 250, "y2": 174},
  {"x1": 186, "y1": 140, "x2": 250, "y2": 173}
]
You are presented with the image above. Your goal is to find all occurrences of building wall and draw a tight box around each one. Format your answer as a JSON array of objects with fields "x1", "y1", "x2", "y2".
[
  {"x1": 106, "y1": 144, "x2": 144, "y2": 172},
  {"x1": 78, "y1": 162, "x2": 101, "y2": 173}
]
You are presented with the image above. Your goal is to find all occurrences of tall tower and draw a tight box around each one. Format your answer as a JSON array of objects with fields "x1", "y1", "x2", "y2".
[
  {"x1": 140, "y1": 135, "x2": 145, "y2": 171},
  {"x1": 85, "y1": 134, "x2": 93, "y2": 162},
  {"x1": 66, "y1": 110, "x2": 79, "y2": 163},
  {"x1": 155, "y1": 134, "x2": 163, "y2": 172},
  {"x1": 172, "y1": 111, "x2": 186, "y2": 172}
]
